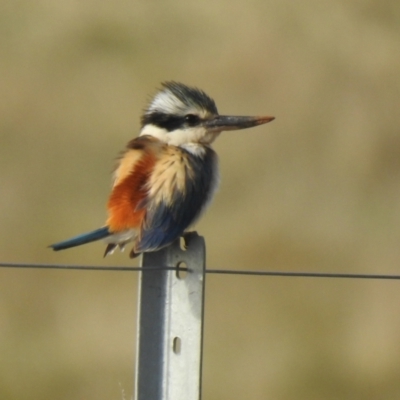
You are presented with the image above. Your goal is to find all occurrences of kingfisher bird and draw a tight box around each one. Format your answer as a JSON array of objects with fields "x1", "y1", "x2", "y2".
[{"x1": 50, "y1": 82, "x2": 274, "y2": 258}]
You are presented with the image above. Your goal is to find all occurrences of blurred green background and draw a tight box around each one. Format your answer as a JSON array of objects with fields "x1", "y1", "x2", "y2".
[{"x1": 1, "y1": 1, "x2": 400, "y2": 399}]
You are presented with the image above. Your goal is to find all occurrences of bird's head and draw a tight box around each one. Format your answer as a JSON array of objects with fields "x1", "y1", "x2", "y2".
[{"x1": 140, "y1": 81, "x2": 274, "y2": 149}]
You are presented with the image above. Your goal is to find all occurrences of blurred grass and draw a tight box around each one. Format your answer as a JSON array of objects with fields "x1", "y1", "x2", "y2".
[{"x1": 1, "y1": 0, "x2": 400, "y2": 399}]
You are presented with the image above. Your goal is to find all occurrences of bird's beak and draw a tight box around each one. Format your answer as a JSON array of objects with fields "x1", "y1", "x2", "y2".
[{"x1": 204, "y1": 115, "x2": 275, "y2": 132}]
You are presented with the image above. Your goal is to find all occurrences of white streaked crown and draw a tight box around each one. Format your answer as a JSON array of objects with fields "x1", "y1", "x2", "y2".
[{"x1": 144, "y1": 81, "x2": 218, "y2": 117}]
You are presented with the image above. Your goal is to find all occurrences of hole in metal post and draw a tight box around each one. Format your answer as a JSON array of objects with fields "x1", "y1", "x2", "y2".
[
  {"x1": 173, "y1": 337, "x2": 181, "y2": 354},
  {"x1": 176, "y1": 262, "x2": 188, "y2": 279}
]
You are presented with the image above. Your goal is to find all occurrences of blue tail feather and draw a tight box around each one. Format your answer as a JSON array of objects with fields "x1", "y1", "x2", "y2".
[{"x1": 49, "y1": 227, "x2": 110, "y2": 251}]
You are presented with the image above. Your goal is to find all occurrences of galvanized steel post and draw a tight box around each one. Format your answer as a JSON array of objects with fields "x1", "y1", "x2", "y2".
[{"x1": 134, "y1": 232, "x2": 206, "y2": 400}]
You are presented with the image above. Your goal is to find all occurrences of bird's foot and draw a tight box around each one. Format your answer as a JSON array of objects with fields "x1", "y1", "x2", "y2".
[{"x1": 182, "y1": 231, "x2": 198, "y2": 249}]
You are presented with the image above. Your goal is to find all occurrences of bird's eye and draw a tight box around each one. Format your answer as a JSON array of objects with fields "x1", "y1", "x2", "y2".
[{"x1": 185, "y1": 114, "x2": 200, "y2": 126}]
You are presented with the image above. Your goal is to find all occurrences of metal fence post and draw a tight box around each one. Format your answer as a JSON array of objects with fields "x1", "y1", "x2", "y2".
[{"x1": 134, "y1": 232, "x2": 206, "y2": 400}]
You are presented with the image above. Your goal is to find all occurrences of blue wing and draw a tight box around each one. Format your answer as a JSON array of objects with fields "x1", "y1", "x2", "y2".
[{"x1": 135, "y1": 147, "x2": 218, "y2": 252}]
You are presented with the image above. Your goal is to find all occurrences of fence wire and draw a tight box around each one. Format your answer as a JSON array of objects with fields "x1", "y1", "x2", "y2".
[{"x1": 1, "y1": 262, "x2": 400, "y2": 280}]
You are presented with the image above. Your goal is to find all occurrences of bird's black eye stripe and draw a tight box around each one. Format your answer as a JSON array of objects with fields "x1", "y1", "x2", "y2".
[
  {"x1": 142, "y1": 112, "x2": 182, "y2": 131},
  {"x1": 185, "y1": 114, "x2": 200, "y2": 126},
  {"x1": 141, "y1": 112, "x2": 201, "y2": 131}
]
